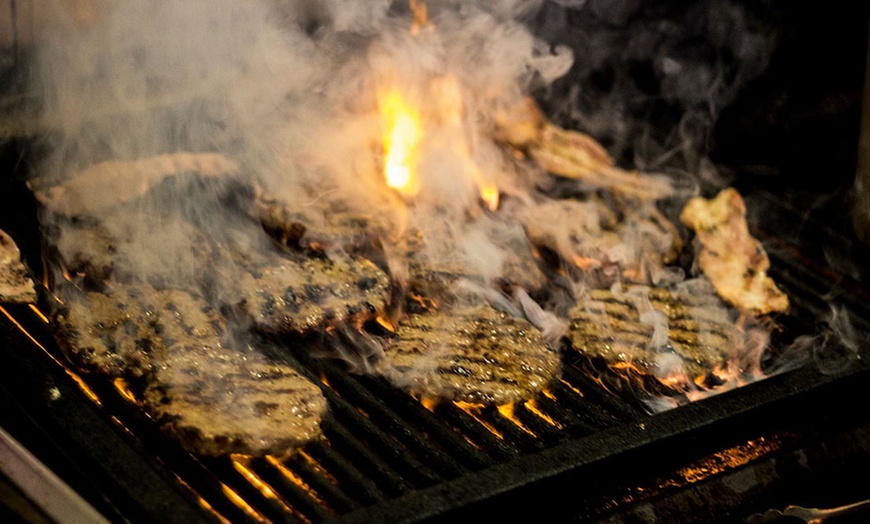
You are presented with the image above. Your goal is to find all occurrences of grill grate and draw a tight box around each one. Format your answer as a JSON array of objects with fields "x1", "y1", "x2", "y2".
[{"x1": 1, "y1": 194, "x2": 868, "y2": 524}]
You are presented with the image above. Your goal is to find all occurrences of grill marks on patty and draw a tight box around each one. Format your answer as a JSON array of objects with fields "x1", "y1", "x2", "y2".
[
  {"x1": 53, "y1": 285, "x2": 328, "y2": 456},
  {"x1": 380, "y1": 305, "x2": 560, "y2": 405},
  {"x1": 143, "y1": 342, "x2": 327, "y2": 457},
  {"x1": 234, "y1": 253, "x2": 391, "y2": 334},
  {"x1": 54, "y1": 285, "x2": 224, "y2": 377},
  {"x1": 567, "y1": 287, "x2": 741, "y2": 379}
]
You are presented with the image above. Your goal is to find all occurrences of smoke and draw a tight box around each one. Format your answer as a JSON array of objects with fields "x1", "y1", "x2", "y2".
[{"x1": 531, "y1": 0, "x2": 780, "y2": 176}]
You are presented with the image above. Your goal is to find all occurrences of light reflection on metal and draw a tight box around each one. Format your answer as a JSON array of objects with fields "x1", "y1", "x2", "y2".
[
  {"x1": 28, "y1": 304, "x2": 50, "y2": 323},
  {"x1": 497, "y1": 403, "x2": 537, "y2": 437},
  {"x1": 375, "y1": 316, "x2": 395, "y2": 333},
  {"x1": 524, "y1": 398, "x2": 561, "y2": 429},
  {"x1": 172, "y1": 474, "x2": 231, "y2": 524},
  {"x1": 419, "y1": 396, "x2": 438, "y2": 412},
  {"x1": 453, "y1": 401, "x2": 504, "y2": 440},
  {"x1": 266, "y1": 455, "x2": 328, "y2": 511},
  {"x1": 558, "y1": 378, "x2": 585, "y2": 397},
  {"x1": 297, "y1": 450, "x2": 339, "y2": 486},
  {"x1": 232, "y1": 455, "x2": 305, "y2": 521},
  {"x1": 67, "y1": 372, "x2": 101, "y2": 406},
  {"x1": 220, "y1": 483, "x2": 270, "y2": 523}
]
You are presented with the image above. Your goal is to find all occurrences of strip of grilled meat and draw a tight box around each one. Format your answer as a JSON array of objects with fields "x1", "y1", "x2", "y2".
[
  {"x1": 566, "y1": 285, "x2": 741, "y2": 380},
  {"x1": 680, "y1": 188, "x2": 789, "y2": 315},
  {"x1": 379, "y1": 305, "x2": 560, "y2": 405}
]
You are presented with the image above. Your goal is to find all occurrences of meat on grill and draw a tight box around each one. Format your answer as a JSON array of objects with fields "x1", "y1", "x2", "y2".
[
  {"x1": 53, "y1": 285, "x2": 227, "y2": 377},
  {"x1": 0, "y1": 229, "x2": 36, "y2": 304},
  {"x1": 53, "y1": 284, "x2": 328, "y2": 456},
  {"x1": 494, "y1": 97, "x2": 674, "y2": 201},
  {"x1": 566, "y1": 284, "x2": 741, "y2": 380},
  {"x1": 142, "y1": 342, "x2": 327, "y2": 456},
  {"x1": 680, "y1": 188, "x2": 789, "y2": 315},
  {"x1": 31, "y1": 152, "x2": 241, "y2": 217},
  {"x1": 379, "y1": 305, "x2": 560, "y2": 405},
  {"x1": 521, "y1": 198, "x2": 682, "y2": 287},
  {"x1": 232, "y1": 252, "x2": 391, "y2": 334}
]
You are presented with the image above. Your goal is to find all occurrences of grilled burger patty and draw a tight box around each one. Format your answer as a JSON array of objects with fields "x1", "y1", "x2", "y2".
[
  {"x1": 142, "y1": 342, "x2": 328, "y2": 456},
  {"x1": 566, "y1": 286, "x2": 740, "y2": 379},
  {"x1": 234, "y1": 252, "x2": 391, "y2": 334},
  {"x1": 379, "y1": 305, "x2": 560, "y2": 405},
  {"x1": 53, "y1": 285, "x2": 226, "y2": 377},
  {"x1": 54, "y1": 284, "x2": 328, "y2": 456}
]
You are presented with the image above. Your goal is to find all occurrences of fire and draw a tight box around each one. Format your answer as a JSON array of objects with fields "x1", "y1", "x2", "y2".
[
  {"x1": 381, "y1": 88, "x2": 422, "y2": 197},
  {"x1": 377, "y1": 3, "x2": 499, "y2": 210}
]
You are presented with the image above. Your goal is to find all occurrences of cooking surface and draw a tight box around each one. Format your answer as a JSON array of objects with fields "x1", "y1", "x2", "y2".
[
  {"x1": 1, "y1": 165, "x2": 868, "y2": 522},
  {"x1": 1, "y1": 2, "x2": 869, "y2": 522}
]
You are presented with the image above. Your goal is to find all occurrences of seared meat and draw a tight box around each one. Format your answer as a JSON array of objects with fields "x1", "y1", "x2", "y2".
[
  {"x1": 494, "y1": 97, "x2": 674, "y2": 200},
  {"x1": 233, "y1": 252, "x2": 391, "y2": 334},
  {"x1": 253, "y1": 194, "x2": 389, "y2": 254},
  {"x1": 680, "y1": 188, "x2": 789, "y2": 315},
  {"x1": 53, "y1": 211, "x2": 217, "y2": 288},
  {"x1": 0, "y1": 229, "x2": 36, "y2": 303},
  {"x1": 566, "y1": 285, "x2": 741, "y2": 380},
  {"x1": 399, "y1": 218, "x2": 546, "y2": 312},
  {"x1": 54, "y1": 284, "x2": 328, "y2": 456},
  {"x1": 379, "y1": 305, "x2": 559, "y2": 405},
  {"x1": 142, "y1": 342, "x2": 327, "y2": 456},
  {"x1": 53, "y1": 285, "x2": 226, "y2": 377},
  {"x1": 522, "y1": 198, "x2": 682, "y2": 287},
  {"x1": 32, "y1": 153, "x2": 240, "y2": 217}
]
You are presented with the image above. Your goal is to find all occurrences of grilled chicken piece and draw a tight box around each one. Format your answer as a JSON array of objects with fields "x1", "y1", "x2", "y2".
[
  {"x1": 0, "y1": 229, "x2": 37, "y2": 303},
  {"x1": 53, "y1": 285, "x2": 226, "y2": 377},
  {"x1": 233, "y1": 252, "x2": 391, "y2": 334},
  {"x1": 494, "y1": 97, "x2": 674, "y2": 200},
  {"x1": 522, "y1": 198, "x2": 682, "y2": 287},
  {"x1": 142, "y1": 342, "x2": 327, "y2": 457},
  {"x1": 32, "y1": 152, "x2": 240, "y2": 217},
  {"x1": 680, "y1": 188, "x2": 789, "y2": 315},
  {"x1": 379, "y1": 305, "x2": 560, "y2": 405},
  {"x1": 566, "y1": 285, "x2": 741, "y2": 380}
]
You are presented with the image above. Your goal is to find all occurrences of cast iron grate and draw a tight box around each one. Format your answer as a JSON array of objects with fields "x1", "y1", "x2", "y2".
[{"x1": 1, "y1": 190, "x2": 868, "y2": 524}]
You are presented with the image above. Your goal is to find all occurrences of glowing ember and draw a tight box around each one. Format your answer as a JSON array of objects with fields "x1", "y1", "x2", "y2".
[{"x1": 380, "y1": 89, "x2": 422, "y2": 197}]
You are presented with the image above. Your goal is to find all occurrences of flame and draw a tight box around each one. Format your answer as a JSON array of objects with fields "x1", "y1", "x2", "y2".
[
  {"x1": 410, "y1": 0, "x2": 429, "y2": 35},
  {"x1": 113, "y1": 377, "x2": 137, "y2": 403},
  {"x1": 381, "y1": 88, "x2": 422, "y2": 197},
  {"x1": 432, "y1": 76, "x2": 500, "y2": 211}
]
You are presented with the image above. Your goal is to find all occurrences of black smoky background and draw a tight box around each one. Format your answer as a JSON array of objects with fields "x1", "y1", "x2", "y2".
[{"x1": 526, "y1": 0, "x2": 870, "y2": 284}]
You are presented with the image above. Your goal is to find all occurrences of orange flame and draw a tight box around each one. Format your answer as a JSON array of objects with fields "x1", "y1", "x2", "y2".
[{"x1": 381, "y1": 88, "x2": 422, "y2": 197}]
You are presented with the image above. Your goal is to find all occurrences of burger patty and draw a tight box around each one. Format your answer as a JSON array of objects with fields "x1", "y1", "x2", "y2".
[
  {"x1": 379, "y1": 305, "x2": 560, "y2": 405},
  {"x1": 53, "y1": 285, "x2": 225, "y2": 377},
  {"x1": 566, "y1": 285, "x2": 741, "y2": 380},
  {"x1": 142, "y1": 342, "x2": 328, "y2": 456},
  {"x1": 233, "y1": 252, "x2": 391, "y2": 334},
  {"x1": 53, "y1": 284, "x2": 328, "y2": 456}
]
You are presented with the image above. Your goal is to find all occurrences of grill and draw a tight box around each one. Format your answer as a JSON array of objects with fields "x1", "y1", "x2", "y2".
[
  {"x1": 2, "y1": 2, "x2": 870, "y2": 523},
  {"x1": 1, "y1": 169, "x2": 869, "y2": 522}
]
